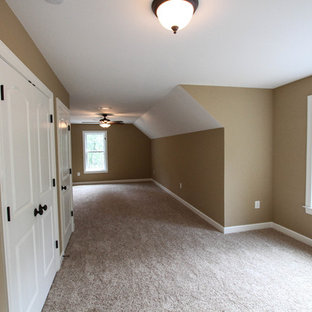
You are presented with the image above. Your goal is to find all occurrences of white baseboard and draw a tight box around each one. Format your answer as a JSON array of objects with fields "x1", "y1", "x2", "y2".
[
  {"x1": 73, "y1": 178, "x2": 152, "y2": 186},
  {"x1": 272, "y1": 223, "x2": 312, "y2": 247},
  {"x1": 224, "y1": 222, "x2": 274, "y2": 234},
  {"x1": 152, "y1": 179, "x2": 312, "y2": 248},
  {"x1": 152, "y1": 179, "x2": 224, "y2": 233}
]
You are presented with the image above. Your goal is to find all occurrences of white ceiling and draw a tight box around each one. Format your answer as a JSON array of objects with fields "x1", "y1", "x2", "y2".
[{"x1": 6, "y1": 0, "x2": 312, "y2": 124}]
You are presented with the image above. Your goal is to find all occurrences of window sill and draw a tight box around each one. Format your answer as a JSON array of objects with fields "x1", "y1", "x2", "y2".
[
  {"x1": 303, "y1": 206, "x2": 312, "y2": 215},
  {"x1": 84, "y1": 170, "x2": 108, "y2": 175}
]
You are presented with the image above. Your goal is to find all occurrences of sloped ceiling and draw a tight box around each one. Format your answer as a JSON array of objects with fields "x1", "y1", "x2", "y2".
[
  {"x1": 5, "y1": 0, "x2": 312, "y2": 125},
  {"x1": 135, "y1": 86, "x2": 221, "y2": 139}
]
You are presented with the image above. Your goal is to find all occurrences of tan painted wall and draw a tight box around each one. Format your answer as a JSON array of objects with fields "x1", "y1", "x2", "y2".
[
  {"x1": 273, "y1": 76, "x2": 312, "y2": 238},
  {"x1": 152, "y1": 129, "x2": 225, "y2": 225},
  {"x1": 0, "y1": 1, "x2": 69, "y2": 107},
  {"x1": 0, "y1": 2, "x2": 69, "y2": 310},
  {"x1": 72, "y1": 124, "x2": 151, "y2": 183},
  {"x1": 183, "y1": 85, "x2": 273, "y2": 227}
]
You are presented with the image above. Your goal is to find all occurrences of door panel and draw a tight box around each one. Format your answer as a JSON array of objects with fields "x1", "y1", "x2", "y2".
[
  {"x1": 0, "y1": 57, "x2": 58, "y2": 312},
  {"x1": 16, "y1": 226, "x2": 39, "y2": 312},
  {"x1": 37, "y1": 98, "x2": 52, "y2": 195},
  {"x1": 33, "y1": 88, "x2": 58, "y2": 292},
  {"x1": 8, "y1": 89, "x2": 33, "y2": 214},
  {"x1": 41, "y1": 207, "x2": 54, "y2": 276},
  {"x1": 57, "y1": 99, "x2": 73, "y2": 253},
  {"x1": 0, "y1": 59, "x2": 42, "y2": 312},
  {"x1": 62, "y1": 190, "x2": 72, "y2": 247}
]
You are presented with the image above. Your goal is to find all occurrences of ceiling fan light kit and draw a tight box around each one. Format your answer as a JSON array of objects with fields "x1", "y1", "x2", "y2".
[
  {"x1": 99, "y1": 121, "x2": 111, "y2": 128},
  {"x1": 99, "y1": 114, "x2": 124, "y2": 128},
  {"x1": 152, "y1": 0, "x2": 199, "y2": 34}
]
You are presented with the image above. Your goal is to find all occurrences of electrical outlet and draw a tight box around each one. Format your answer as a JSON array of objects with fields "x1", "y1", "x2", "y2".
[
  {"x1": 179, "y1": 182, "x2": 182, "y2": 189},
  {"x1": 77, "y1": 172, "x2": 81, "y2": 177},
  {"x1": 255, "y1": 200, "x2": 260, "y2": 209}
]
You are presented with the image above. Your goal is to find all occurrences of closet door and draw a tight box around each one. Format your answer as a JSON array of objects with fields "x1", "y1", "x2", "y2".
[
  {"x1": 0, "y1": 58, "x2": 58, "y2": 312},
  {"x1": 57, "y1": 99, "x2": 73, "y2": 253},
  {"x1": 32, "y1": 87, "x2": 59, "y2": 303}
]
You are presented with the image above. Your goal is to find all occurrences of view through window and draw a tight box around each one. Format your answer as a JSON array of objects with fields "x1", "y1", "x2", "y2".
[{"x1": 83, "y1": 131, "x2": 107, "y2": 173}]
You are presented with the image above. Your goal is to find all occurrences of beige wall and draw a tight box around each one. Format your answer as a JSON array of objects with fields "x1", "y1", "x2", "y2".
[
  {"x1": 0, "y1": 2, "x2": 69, "y2": 310},
  {"x1": 183, "y1": 85, "x2": 273, "y2": 227},
  {"x1": 152, "y1": 129, "x2": 225, "y2": 225},
  {"x1": 273, "y1": 76, "x2": 312, "y2": 238},
  {"x1": 0, "y1": 1, "x2": 69, "y2": 107},
  {"x1": 72, "y1": 124, "x2": 151, "y2": 183}
]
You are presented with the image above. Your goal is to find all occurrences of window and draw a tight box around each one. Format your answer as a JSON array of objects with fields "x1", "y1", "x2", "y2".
[
  {"x1": 304, "y1": 96, "x2": 312, "y2": 215},
  {"x1": 83, "y1": 131, "x2": 108, "y2": 173}
]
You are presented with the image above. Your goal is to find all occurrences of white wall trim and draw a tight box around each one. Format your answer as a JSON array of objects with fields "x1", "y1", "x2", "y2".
[
  {"x1": 151, "y1": 179, "x2": 224, "y2": 233},
  {"x1": 73, "y1": 178, "x2": 152, "y2": 186},
  {"x1": 272, "y1": 223, "x2": 312, "y2": 247},
  {"x1": 151, "y1": 179, "x2": 312, "y2": 248},
  {"x1": 223, "y1": 222, "x2": 274, "y2": 234},
  {"x1": 0, "y1": 40, "x2": 52, "y2": 99}
]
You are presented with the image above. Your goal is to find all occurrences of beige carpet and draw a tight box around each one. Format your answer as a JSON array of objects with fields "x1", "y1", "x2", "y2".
[{"x1": 43, "y1": 182, "x2": 312, "y2": 312}]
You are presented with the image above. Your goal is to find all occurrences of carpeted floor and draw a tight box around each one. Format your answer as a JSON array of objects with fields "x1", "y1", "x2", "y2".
[{"x1": 43, "y1": 182, "x2": 312, "y2": 312}]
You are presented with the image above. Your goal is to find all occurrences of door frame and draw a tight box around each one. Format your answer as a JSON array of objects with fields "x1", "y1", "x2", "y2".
[
  {"x1": 56, "y1": 97, "x2": 74, "y2": 255},
  {"x1": 0, "y1": 40, "x2": 61, "y2": 310}
]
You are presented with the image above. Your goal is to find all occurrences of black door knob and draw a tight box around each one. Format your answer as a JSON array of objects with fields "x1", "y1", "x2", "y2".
[
  {"x1": 34, "y1": 208, "x2": 43, "y2": 217},
  {"x1": 61, "y1": 185, "x2": 67, "y2": 191},
  {"x1": 39, "y1": 204, "x2": 47, "y2": 212}
]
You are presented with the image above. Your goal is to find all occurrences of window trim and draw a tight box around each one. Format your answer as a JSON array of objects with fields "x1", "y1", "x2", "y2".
[
  {"x1": 82, "y1": 130, "x2": 108, "y2": 174},
  {"x1": 304, "y1": 95, "x2": 312, "y2": 215}
]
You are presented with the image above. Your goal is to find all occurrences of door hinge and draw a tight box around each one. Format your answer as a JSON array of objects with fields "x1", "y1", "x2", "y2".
[
  {"x1": 0, "y1": 85, "x2": 4, "y2": 101},
  {"x1": 68, "y1": 125, "x2": 71, "y2": 131},
  {"x1": 69, "y1": 168, "x2": 72, "y2": 174},
  {"x1": 28, "y1": 80, "x2": 35, "y2": 87},
  {"x1": 52, "y1": 178, "x2": 56, "y2": 187},
  {"x1": 55, "y1": 240, "x2": 59, "y2": 249},
  {"x1": 71, "y1": 211, "x2": 74, "y2": 217},
  {"x1": 50, "y1": 114, "x2": 53, "y2": 123},
  {"x1": 7, "y1": 207, "x2": 11, "y2": 222}
]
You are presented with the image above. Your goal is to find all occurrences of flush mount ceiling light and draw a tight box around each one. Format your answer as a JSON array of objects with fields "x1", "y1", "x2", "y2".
[{"x1": 152, "y1": 0, "x2": 198, "y2": 34}]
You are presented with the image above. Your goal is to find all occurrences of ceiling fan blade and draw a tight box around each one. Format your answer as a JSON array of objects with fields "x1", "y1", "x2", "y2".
[{"x1": 109, "y1": 121, "x2": 124, "y2": 124}]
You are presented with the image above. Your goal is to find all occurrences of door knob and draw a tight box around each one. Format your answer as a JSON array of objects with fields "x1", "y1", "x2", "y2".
[
  {"x1": 34, "y1": 207, "x2": 43, "y2": 217},
  {"x1": 61, "y1": 185, "x2": 67, "y2": 191},
  {"x1": 39, "y1": 204, "x2": 47, "y2": 212}
]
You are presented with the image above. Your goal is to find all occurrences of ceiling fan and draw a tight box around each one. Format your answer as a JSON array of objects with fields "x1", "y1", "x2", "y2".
[{"x1": 99, "y1": 114, "x2": 124, "y2": 128}]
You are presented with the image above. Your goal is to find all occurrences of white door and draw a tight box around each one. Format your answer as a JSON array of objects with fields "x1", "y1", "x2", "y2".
[
  {"x1": 57, "y1": 98, "x2": 73, "y2": 253},
  {"x1": 0, "y1": 58, "x2": 58, "y2": 312}
]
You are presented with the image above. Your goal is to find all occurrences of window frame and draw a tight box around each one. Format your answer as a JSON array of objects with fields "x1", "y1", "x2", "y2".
[
  {"x1": 304, "y1": 95, "x2": 312, "y2": 215},
  {"x1": 82, "y1": 130, "x2": 108, "y2": 174}
]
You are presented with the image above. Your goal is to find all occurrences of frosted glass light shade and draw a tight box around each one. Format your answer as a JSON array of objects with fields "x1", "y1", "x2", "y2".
[
  {"x1": 99, "y1": 122, "x2": 111, "y2": 128},
  {"x1": 155, "y1": 0, "x2": 196, "y2": 33}
]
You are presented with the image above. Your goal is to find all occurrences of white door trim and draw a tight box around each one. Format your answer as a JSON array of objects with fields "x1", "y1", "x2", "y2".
[
  {"x1": 0, "y1": 40, "x2": 61, "y2": 309},
  {"x1": 0, "y1": 41, "x2": 52, "y2": 99}
]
